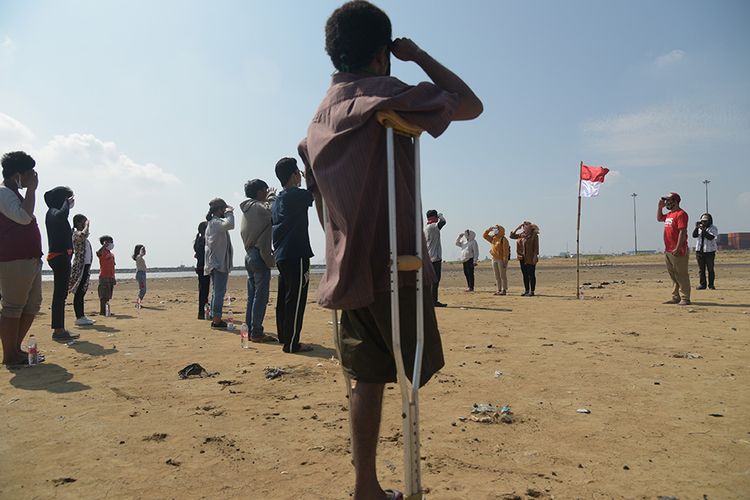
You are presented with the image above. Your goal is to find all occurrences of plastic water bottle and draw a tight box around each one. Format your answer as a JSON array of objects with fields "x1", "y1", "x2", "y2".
[
  {"x1": 226, "y1": 306, "x2": 235, "y2": 330},
  {"x1": 204, "y1": 303, "x2": 211, "y2": 320},
  {"x1": 240, "y1": 323, "x2": 249, "y2": 348},
  {"x1": 578, "y1": 288, "x2": 584, "y2": 300},
  {"x1": 27, "y1": 335, "x2": 39, "y2": 366},
  {"x1": 105, "y1": 302, "x2": 111, "y2": 317}
]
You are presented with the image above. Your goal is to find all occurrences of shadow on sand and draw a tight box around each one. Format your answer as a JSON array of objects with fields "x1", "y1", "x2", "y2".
[
  {"x1": 289, "y1": 343, "x2": 338, "y2": 360},
  {"x1": 67, "y1": 340, "x2": 118, "y2": 357},
  {"x1": 8, "y1": 363, "x2": 90, "y2": 393},
  {"x1": 448, "y1": 305, "x2": 513, "y2": 312},
  {"x1": 691, "y1": 301, "x2": 750, "y2": 309}
]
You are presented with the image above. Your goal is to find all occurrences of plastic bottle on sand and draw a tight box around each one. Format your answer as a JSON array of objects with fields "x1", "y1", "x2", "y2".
[
  {"x1": 27, "y1": 335, "x2": 39, "y2": 366},
  {"x1": 240, "y1": 323, "x2": 249, "y2": 348}
]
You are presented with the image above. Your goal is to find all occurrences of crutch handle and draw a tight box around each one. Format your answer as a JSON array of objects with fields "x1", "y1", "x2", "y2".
[
  {"x1": 394, "y1": 255, "x2": 423, "y2": 272},
  {"x1": 376, "y1": 110, "x2": 424, "y2": 138}
]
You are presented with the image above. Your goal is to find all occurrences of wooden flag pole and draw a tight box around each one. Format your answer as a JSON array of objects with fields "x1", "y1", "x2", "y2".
[{"x1": 576, "y1": 161, "x2": 582, "y2": 299}]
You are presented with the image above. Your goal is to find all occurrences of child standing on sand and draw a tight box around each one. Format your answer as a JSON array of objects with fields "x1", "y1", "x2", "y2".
[
  {"x1": 96, "y1": 235, "x2": 116, "y2": 314},
  {"x1": 133, "y1": 244, "x2": 147, "y2": 307}
]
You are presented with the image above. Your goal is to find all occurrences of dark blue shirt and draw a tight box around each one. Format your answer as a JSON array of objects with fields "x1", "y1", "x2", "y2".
[{"x1": 272, "y1": 187, "x2": 314, "y2": 263}]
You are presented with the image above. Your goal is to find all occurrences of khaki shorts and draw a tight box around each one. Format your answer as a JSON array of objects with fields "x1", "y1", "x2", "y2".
[
  {"x1": 0, "y1": 258, "x2": 43, "y2": 318},
  {"x1": 338, "y1": 287, "x2": 444, "y2": 387}
]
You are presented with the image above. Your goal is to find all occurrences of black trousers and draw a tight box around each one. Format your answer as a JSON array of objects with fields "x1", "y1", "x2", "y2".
[
  {"x1": 73, "y1": 264, "x2": 91, "y2": 318},
  {"x1": 462, "y1": 260, "x2": 475, "y2": 290},
  {"x1": 431, "y1": 260, "x2": 442, "y2": 303},
  {"x1": 520, "y1": 261, "x2": 537, "y2": 292},
  {"x1": 49, "y1": 254, "x2": 71, "y2": 329},
  {"x1": 197, "y1": 271, "x2": 211, "y2": 317},
  {"x1": 696, "y1": 251, "x2": 716, "y2": 288},
  {"x1": 276, "y1": 258, "x2": 310, "y2": 352}
]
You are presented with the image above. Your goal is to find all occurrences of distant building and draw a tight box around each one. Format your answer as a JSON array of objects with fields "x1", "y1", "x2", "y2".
[{"x1": 718, "y1": 232, "x2": 750, "y2": 250}]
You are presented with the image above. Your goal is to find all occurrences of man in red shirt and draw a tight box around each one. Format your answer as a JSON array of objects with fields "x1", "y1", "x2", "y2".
[{"x1": 657, "y1": 192, "x2": 691, "y2": 305}]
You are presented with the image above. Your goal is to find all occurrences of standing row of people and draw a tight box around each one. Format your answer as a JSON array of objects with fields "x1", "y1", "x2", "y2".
[
  {"x1": 0, "y1": 151, "x2": 148, "y2": 365},
  {"x1": 196, "y1": 158, "x2": 314, "y2": 354}
]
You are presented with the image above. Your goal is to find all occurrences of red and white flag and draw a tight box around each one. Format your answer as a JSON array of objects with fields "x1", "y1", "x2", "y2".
[{"x1": 579, "y1": 164, "x2": 609, "y2": 197}]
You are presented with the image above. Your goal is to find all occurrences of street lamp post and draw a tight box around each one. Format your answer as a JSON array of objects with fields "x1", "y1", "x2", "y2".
[
  {"x1": 703, "y1": 179, "x2": 711, "y2": 213},
  {"x1": 631, "y1": 193, "x2": 638, "y2": 255}
]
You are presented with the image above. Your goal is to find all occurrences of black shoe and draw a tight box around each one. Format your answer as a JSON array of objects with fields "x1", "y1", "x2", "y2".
[
  {"x1": 211, "y1": 321, "x2": 228, "y2": 329},
  {"x1": 434, "y1": 302, "x2": 447, "y2": 308},
  {"x1": 709, "y1": 285, "x2": 716, "y2": 290},
  {"x1": 198, "y1": 314, "x2": 205, "y2": 320},
  {"x1": 696, "y1": 285, "x2": 707, "y2": 290},
  {"x1": 52, "y1": 330, "x2": 80, "y2": 342},
  {"x1": 521, "y1": 291, "x2": 529, "y2": 296},
  {"x1": 528, "y1": 291, "x2": 535, "y2": 297}
]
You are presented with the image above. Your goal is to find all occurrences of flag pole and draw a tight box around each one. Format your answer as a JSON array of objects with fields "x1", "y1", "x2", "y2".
[{"x1": 576, "y1": 161, "x2": 582, "y2": 299}]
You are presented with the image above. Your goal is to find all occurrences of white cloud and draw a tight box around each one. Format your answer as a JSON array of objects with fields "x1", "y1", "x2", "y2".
[
  {"x1": 38, "y1": 133, "x2": 179, "y2": 187},
  {"x1": 654, "y1": 49, "x2": 685, "y2": 68},
  {"x1": 0, "y1": 112, "x2": 35, "y2": 152},
  {"x1": 0, "y1": 35, "x2": 14, "y2": 51},
  {"x1": 582, "y1": 102, "x2": 750, "y2": 167}
]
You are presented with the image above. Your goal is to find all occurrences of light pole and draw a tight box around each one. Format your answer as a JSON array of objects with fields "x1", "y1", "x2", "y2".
[
  {"x1": 703, "y1": 179, "x2": 711, "y2": 213},
  {"x1": 631, "y1": 193, "x2": 638, "y2": 254}
]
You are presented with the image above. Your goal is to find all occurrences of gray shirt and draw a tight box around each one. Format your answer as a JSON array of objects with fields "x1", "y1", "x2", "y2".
[
  {"x1": 424, "y1": 214, "x2": 446, "y2": 263},
  {"x1": 204, "y1": 212, "x2": 235, "y2": 274}
]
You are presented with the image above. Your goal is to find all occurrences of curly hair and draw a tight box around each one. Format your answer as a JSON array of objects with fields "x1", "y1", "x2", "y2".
[
  {"x1": 325, "y1": 1, "x2": 391, "y2": 73},
  {"x1": 1, "y1": 151, "x2": 35, "y2": 179}
]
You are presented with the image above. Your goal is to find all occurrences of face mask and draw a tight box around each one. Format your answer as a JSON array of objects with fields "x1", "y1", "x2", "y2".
[
  {"x1": 665, "y1": 201, "x2": 675, "y2": 211},
  {"x1": 68, "y1": 198, "x2": 75, "y2": 209},
  {"x1": 140, "y1": 248, "x2": 146, "y2": 256},
  {"x1": 106, "y1": 243, "x2": 114, "y2": 251}
]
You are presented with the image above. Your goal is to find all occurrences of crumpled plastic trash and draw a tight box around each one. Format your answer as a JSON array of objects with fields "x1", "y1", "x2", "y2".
[
  {"x1": 178, "y1": 363, "x2": 215, "y2": 379},
  {"x1": 264, "y1": 367, "x2": 287, "y2": 380},
  {"x1": 470, "y1": 403, "x2": 513, "y2": 424}
]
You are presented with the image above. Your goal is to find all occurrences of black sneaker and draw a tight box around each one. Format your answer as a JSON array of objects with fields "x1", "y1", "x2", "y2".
[
  {"x1": 52, "y1": 330, "x2": 80, "y2": 342},
  {"x1": 696, "y1": 285, "x2": 707, "y2": 290},
  {"x1": 211, "y1": 321, "x2": 228, "y2": 329},
  {"x1": 709, "y1": 286, "x2": 716, "y2": 290},
  {"x1": 434, "y1": 302, "x2": 448, "y2": 308},
  {"x1": 529, "y1": 291, "x2": 535, "y2": 297}
]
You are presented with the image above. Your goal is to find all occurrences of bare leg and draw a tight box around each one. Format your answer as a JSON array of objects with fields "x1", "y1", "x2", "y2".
[
  {"x1": 0, "y1": 315, "x2": 24, "y2": 365},
  {"x1": 16, "y1": 314, "x2": 35, "y2": 355},
  {"x1": 351, "y1": 381, "x2": 387, "y2": 500}
]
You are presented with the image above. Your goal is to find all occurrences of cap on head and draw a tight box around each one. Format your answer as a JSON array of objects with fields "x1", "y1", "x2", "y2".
[
  {"x1": 662, "y1": 192, "x2": 681, "y2": 203},
  {"x1": 275, "y1": 157, "x2": 299, "y2": 186},
  {"x1": 209, "y1": 198, "x2": 227, "y2": 210}
]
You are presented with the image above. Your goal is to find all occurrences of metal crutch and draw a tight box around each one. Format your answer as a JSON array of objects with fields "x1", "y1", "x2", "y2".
[{"x1": 376, "y1": 110, "x2": 426, "y2": 500}]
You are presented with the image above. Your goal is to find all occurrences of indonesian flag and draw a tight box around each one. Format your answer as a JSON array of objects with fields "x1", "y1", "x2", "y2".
[{"x1": 580, "y1": 164, "x2": 609, "y2": 198}]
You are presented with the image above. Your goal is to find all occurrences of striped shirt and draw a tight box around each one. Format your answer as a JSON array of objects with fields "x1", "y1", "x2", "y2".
[{"x1": 299, "y1": 73, "x2": 459, "y2": 310}]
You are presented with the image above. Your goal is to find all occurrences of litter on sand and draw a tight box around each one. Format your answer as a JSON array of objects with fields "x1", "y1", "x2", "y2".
[
  {"x1": 470, "y1": 403, "x2": 513, "y2": 424},
  {"x1": 178, "y1": 363, "x2": 217, "y2": 379}
]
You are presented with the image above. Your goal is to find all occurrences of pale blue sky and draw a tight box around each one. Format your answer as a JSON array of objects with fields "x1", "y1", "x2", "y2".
[{"x1": 2, "y1": 0, "x2": 749, "y2": 266}]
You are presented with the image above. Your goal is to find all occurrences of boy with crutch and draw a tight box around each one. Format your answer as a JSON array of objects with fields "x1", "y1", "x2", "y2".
[{"x1": 300, "y1": 2, "x2": 482, "y2": 498}]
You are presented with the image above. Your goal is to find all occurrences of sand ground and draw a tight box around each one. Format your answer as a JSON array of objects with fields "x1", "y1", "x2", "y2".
[{"x1": 1, "y1": 254, "x2": 749, "y2": 499}]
